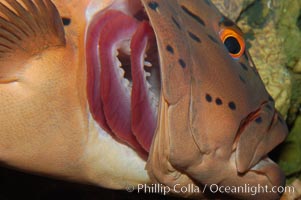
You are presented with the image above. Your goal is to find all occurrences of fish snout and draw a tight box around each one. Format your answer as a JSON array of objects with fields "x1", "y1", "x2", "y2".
[
  {"x1": 146, "y1": 98, "x2": 288, "y2": 199},
  {"x1": 235, "y1": 101, "x2": 288, "y2": 174}
]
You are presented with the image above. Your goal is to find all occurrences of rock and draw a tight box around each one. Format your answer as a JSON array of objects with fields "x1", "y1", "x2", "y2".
[
  {"x1": 213, "y1": 2, "x2": 301, "y2": 199},
  {"x1": 213, "y1": 0, "x2": 301, "y2": 119},
  {"x1": 211, "y1": 0, "x2": 254, "y2": 21}
]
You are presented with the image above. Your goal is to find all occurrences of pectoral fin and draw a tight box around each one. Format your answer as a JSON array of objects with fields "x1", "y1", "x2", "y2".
[{"x1": 0, "y1": 0, "x2": 65, "y2": 82}]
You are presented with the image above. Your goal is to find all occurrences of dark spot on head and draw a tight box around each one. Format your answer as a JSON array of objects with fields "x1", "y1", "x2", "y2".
[
  {"x1": 178, "y1": 59, "x2": 186, "y2": 68},
  {"x1": 181, "y1": 5, "x2": 205, "y2": 26},
  {"x1": 251, "y1": 67, "x2": 260, "y2": 76},
  {"x1": 205, "y1": 94, "x2": 212, "y2": 102},
  {"x1": 166, "y1": 45, "x2": 174, "y2": 54},
  {"x1": 240, "y1": 63, "x2": 248, "y2": 71},
  {"x1": 148, "y1": 1, "x2": 159, "y2": 11},
  {"x1": 224, "y1": 20, "x2": 235, "y2": 27},
  {"x1": 219, "y1": 16, "x2": 235, "y2": 27},
  {"x1": 224, "y1": 36, "x2": 241, "y2": 54},
  {"x1": 188, "y1": 31, "x2": 201, "y2": 43},
  {"x1": 255, "y1": 117, "x2": 263, "y2": 124},
  {"x1": 172, "y1": 16, "x2": 181, "y2": 30},
  {"x1": 239, "y1": 75, "x2": 246, "y2": 84},
  {"x1": 244, "y1": 53, "x2": 249, "y2": 61},
  {"x1": 228, "y1": 102, "x2": 236, "y2": 110},
  {"x1": 278, "y1": 115, "x2": 285, "y2": 124},
  {"x1": 215, "y1": 98, "x2": 222, "y2": 105},
  {"x1": 208, "y1": 34, "x2": 219, "y2": 44},
  {"x1": 268, "y1": 95, "x2": 274, "y2": 102},
  {"x1": 62, "y1": 17, "x2": 71, "y2": 26},
  {"x1": 266, "y1": 104, "x2": 273, "y2": 111},
  {"x1": 205, "y1": 0, "x2": 211, "y2": 6}
]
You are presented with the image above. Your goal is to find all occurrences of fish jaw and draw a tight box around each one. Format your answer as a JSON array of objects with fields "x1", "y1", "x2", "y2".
[
  {"x1": 146, "y1": 94, "x2": 286, "y2": 200},
  {"x1": 235, "y1": 102, "x2": 288, "y2": 174},
  {"x1": 78, "y1": 113, "x2": 150, "y2": 189}
]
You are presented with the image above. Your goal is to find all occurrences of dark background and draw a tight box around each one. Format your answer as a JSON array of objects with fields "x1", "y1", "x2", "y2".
[{"x1": 0, "y1": 167, "x2": 183, "y2": 200}]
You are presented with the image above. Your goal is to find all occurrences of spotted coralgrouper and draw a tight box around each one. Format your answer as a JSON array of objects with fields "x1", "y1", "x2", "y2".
[{"x1": 0, "y1": 0, "x2": 288, "y2": 199}]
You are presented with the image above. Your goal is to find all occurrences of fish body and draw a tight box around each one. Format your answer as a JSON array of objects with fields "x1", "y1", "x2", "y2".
[{"x1": 0, "y1": 0, "x2": 288, "y2": 199}]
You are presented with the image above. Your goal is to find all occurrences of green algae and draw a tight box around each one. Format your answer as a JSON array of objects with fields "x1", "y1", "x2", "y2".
[
  {"x1": 211, "y1": 2, "x2": 301, "y2": 196},
  {"x1": 213, "y1": 0, "x2": 301, "y2": 186},
  {"x1": 276, "y1": 0, "x2": 301, "y2": 72},
  {"x1": 238, "y1": 0, "x2": 293, "y2": 117},
  {"x1": 269, "y1": 0, "x2": 301, "y2": 123},
  {"x1": 279, "y1": 115, "x2": 301, "y2": 182},
  {"x1": 287, "y1": 74, "x2": 301, "y2": 126}
]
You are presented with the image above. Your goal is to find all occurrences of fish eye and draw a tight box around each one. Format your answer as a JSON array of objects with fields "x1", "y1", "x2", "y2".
[
  {"x1": 219, "y1": 28, "x2": 245, "y2": 59},
  {"x1": 62, "y1": 17, "x2": 71, "y2": 26}
]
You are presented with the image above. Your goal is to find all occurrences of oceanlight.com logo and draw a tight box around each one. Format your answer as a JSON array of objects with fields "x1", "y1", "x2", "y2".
[
  {"x1": 207, "y1": 184, "x2": 295, "y2": 196},
  {"x1": 125, "y1": 183, "x2": 295, "y2": 196}
]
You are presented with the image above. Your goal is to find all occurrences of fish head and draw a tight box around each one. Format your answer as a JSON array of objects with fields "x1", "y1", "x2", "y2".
[{"x1": 142, "y1": 0, "x2": 288, "y2": 199}]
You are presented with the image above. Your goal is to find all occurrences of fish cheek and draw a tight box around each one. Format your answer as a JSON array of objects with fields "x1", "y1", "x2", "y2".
[
  {"x1": 146, "y1": 94, "x2": 200, "y2": 193},
  {"x1": 142, "y1": 0, "x2": 191, "y2": 104},
  {"x1": 168, "y1": 95, "x2": 201, "y2": 167},
  {"x1": 190, "y1": 91, "x2": 238, "y2": 153}
]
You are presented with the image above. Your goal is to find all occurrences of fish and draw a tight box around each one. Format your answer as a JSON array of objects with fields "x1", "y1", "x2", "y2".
[{"x1": 0, "y1": 0, "x2": 288, "y2": 199}]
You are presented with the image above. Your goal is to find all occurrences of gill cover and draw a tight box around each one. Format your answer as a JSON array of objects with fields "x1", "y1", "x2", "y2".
[
  {"x1": 0, "y1": 0, "x2": 89, "y2": 178},
  {"x1": 142, "y1": 0, "x2": 288, "y2": 199}
]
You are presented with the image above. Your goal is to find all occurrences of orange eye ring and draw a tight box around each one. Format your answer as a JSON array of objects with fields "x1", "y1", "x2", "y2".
[{"x1": 219, "y1": 28, "x2": 245, "y2": 59}]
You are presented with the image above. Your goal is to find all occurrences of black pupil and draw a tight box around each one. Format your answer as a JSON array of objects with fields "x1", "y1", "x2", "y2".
[{"x1": 224, "y1": 36, "x2": 241, "y2": 54}]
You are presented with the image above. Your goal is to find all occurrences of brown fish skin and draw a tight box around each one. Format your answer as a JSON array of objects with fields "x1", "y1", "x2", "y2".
[{"x1": 141, "y1": 0, "x2": 287, "y2": 199}]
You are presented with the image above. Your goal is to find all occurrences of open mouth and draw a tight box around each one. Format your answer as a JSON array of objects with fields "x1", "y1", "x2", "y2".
[{"x1": 86, "y1": 0, "x2": 160, "y2": 157}]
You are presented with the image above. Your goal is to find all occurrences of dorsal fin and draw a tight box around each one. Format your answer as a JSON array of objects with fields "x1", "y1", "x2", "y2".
[{"x1": 0, "y1": 0, "x2": 65, "y2": 65}]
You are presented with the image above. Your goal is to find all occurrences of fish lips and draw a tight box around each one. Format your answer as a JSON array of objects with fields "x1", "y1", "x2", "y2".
[
  {"x1": 249, "y1": 157, "x2": 286, "y2": 191},
  {"x1": 219, "y1": 153, "x2": 286, "y2": 199},
  {"x1": 234, "y1": 101, "x2": 288, "y2": 187}
]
